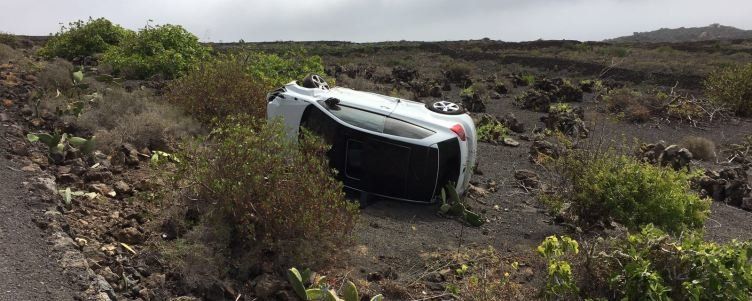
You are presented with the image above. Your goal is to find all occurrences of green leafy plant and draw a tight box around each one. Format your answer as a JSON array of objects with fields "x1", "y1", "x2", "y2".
[
  {"x1": 537, "y1": 235, "x2": 580, "y2": 300},
  {"x1": 551, "y1": 149, "x2": 710, "y2": 234},
  {"x1": 102, "y1": 23, "x2": 210, "y2": 79},
  {"x1": 38, "y1": 17, "x2": 130, "y2": 60},
  {"x1": 287, "y1": 267, "x2": 383, "y2": 301},
  {"x1": 704, "y1": 63, "x2": 752, "y2": 117},
  {"x1": 475, "y1": 115, "x2": 508, "y2": 144},
  {"x1": 27, "y1": 132, "x2": 96, "y2": 158},
  {"x1": 595, "y1": 225, "x2": 752, "y2": 301},
  {"x1": 522, "y1": 74, "x2": 536, "y2": 86},
  {"x1": 242, "y1": 49, "x2": 326, "y2": 88},
  {"x1": 150, "y1": 150, "x2": 180, "y2": 165},
  {"x1": 439, "y1": 183, "x2": 485, "y2": 227}
]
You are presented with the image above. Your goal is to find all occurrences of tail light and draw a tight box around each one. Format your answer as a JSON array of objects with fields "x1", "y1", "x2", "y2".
[{"x1": 450, "y1": 124, "x2": 466, "y2": 141}]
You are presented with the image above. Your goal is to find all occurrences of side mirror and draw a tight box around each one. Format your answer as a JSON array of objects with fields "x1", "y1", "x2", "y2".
[{"x1": 324, "y1": 97, "x2": 340, "y2": 108}]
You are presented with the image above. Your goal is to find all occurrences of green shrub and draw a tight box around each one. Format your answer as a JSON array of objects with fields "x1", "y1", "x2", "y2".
[
  {"x1": 179, "y1": 116, "x2": 358, "y2": 267},
  {"x1": 102, "y1": 24, "x2": 210, "y2": 79},
  {"x1": 38, "y1": 17, "x2": 130, "y2": 60},
  {"x1": 521, "y1": 74, "x2": 536, "y2": 86},
  {"x1": 165, "y1": 54, "x2": 268, "y2": 123},
  {"x1": 537, "y1": 235, "x2": 580, "y2": 300},
  {"x1": 596, "y1": 225, "x2": 752, "y2": 301},
  {"x1": 243, "y1": 49, "x2": 325, "y2": 88},
  {"x1": 444, "y1": 62, "x2": 473, "y2": 85},
  {"x1": 0, "y1": 32, "x2": 18, "y2": 47},
  {"x1": 704, "y1": 63, "x2": 752, "y2": 117},
  {"x1": 553, "y1": 149, "x2": 710, "y2": 234},
  {"x1": 476, "y1": 115, "x2": 508, "y2": 144}
]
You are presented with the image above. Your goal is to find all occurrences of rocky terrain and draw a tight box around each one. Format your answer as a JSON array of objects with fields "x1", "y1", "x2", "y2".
[{"x1": 1, "y1": 30, "x2": 751, "y2": 300}]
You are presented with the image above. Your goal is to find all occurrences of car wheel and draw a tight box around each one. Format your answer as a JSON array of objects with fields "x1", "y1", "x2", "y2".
[
  {"x1": 302, "y1": 74, "x2": 330, "y2": 89},
  {"x1": 426, "y1": 100, "x2": 465, "y2": 115}
]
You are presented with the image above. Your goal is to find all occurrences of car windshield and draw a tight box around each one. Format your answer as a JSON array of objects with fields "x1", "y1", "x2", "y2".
[
  {"x1": 324, "y1": 103, "x2": 386, "y2": 132},
  {"x1": 320, "y1": 102, "x2": 434, "y2": 139}
]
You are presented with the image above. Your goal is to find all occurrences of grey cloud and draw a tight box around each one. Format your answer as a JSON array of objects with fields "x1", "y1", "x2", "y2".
[{"x1": 0, "y1": 0, "x2": 750, "y2": 42}]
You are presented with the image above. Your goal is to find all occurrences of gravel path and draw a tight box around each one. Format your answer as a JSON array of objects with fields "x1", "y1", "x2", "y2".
[{"x1": 0, "y1": 126, "x2": 76, "y2": 301}]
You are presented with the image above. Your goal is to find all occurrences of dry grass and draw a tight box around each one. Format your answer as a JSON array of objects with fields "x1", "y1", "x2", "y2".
[
  {"x1": 0, "y1": 43, "x2": 22, "y2": 64},
  {"x1": 76, "y1": 89, "x2": 201, "y2": 152},
  {"x1": 37, "y1": 58, "x2": 74, "y2": 92},
  {"x1": 680, "y1": 136, "x2": 716, "y2": 161},
  {"x1": 604, "y1": 89, "x2": 661, "y2": 122}
]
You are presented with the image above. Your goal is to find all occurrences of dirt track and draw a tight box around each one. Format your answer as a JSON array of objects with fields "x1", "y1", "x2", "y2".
[{"x1": 0, "y1": 125, "x2": 77, "y2": 301}]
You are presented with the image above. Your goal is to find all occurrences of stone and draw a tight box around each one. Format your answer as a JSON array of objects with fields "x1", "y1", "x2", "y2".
[
  {"x1": 114, "y1": 180, "x2": 133, "y2": 196},
  {"x1": 120, "y1": 143, "x2": 141, "y2": 166},
  {"x1": 89, "y1": 183, "x2": 116, "y2": 197},
  {"x1": 34, "y1": 177, "x2": 57, "y2": 194},
  {"x1": 56, "y1": 173, "x2": 80, "y2": 185},
  {"x1": 502, "y1": 137, "x2": 520, "y2": 147},
  {"x1": 94, "y1": 275, "x2": 116, "y2": 300},
  {"x1": 253, "y1": 274, "x2": 282, "y2": 299},
  {"x1": 501, "y1": 113, "x2": 525, "y2": 133},
  {"x1": 424, "y1": 271, "x2": 444, "y2": 283},
  {"x1": 100, "y1": 267, "x2": 119, "y2": 284},
  {"x1": 514, "y1": 170, "x2": 541, "y2": 189},
  {"x1": 84, "y1": 170, "x2": 113, "y2": 183},
  {"x1": 741, "y1": 197, "x2": 752, "y2": 211},
  {"x1": 366, "y1": 271, "x2": 383, "y2": 282},
  {"x1": 117, "y1": 227, "x2": 145, "y2": 244}
]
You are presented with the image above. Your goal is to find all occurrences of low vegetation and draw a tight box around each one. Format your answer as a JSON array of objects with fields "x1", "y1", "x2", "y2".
[
  {"x1": 704, "y1": 63, "x2": 752, "y2": 117},
  {"x1": 75, "y1": 89, "x2": 201, "y2": 152},
  {"x1": 680, "y1": 136, "x2": 717, "y2": 161},
  {"x1": 475, "y1": 114, "x2": 508, "y2": 144},
  {"x1": 546, "y1": 148, "x2": 710, "y2": 234},
  {"x1": 539, "y1": 226, "x2": 752, "y2": 300},
  {"x1": 177, "y1": 116, "x2": 359, "y2": 268},
  {"x1": 36, "y1": 58, "x2": 75, "y2": 91},
  {"x1": 102, "y1": 24, "x2": 211, "y2": 79},
  {"x1": 242, "y1": 49, "x2": 326, "y2": 88},
  {"x1": 287, "y1": 267, "x2": 383, "y2": 301},
  {"x1": 38, "y1": 17, "x2": 130, "y2": 60},
  {"x1": 165, "y1": 53, "x2": 268, "y2": 123}
]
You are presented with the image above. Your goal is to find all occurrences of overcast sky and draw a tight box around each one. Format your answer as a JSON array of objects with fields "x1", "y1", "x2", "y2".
[{"x1": 1, "y1": 0, "x2": 751, "y2": 42}]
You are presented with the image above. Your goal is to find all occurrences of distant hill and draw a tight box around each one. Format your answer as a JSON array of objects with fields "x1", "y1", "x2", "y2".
[{"x1": 607, "y1": 24, "x2": 752, "y2": 43}]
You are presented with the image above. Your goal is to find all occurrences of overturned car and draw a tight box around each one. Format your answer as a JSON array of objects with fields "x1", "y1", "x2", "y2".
[{"x1": 267, "y1": 75, "x2": 477, "y2": 203}]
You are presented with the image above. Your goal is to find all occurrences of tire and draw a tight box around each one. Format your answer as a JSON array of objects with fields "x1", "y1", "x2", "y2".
[
  {"x1": 426, "y1": 100, "x2": 465, "y2": 115},
  {"x1": 301, "y1": 74, "x2": 330, "y2": 89}
]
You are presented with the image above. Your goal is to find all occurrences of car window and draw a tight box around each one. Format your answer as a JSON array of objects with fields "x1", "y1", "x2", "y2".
[
  {"x1": 322, "y1": 103, "x2": 386, "y2": 133},
  {"x1": 384, "y1": 118, "x2": 435, "y2": 139}
]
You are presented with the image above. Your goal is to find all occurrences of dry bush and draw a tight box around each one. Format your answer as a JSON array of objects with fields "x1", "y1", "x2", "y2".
[
  {"x1": 165, "y1": 54, "x2": 267, "y2": 123},
  {"x1": 604, "y1": 89, "x2": 661, "y2": 122},
  {"x1": 178, "y1": 116, "x2": 359, "y2": 269},
  {"x1": 680, "y1": 136, "x2": 716, "y2": 161},
  {"x1": 37, "y1": 58, "x2": 74, "y2": 92},
  {"x1": 76, "y1": 89, "x2": 201, "y2": 152},
  {"x1": 0, "y1": 43, "x2": 22, "y2": 63}
]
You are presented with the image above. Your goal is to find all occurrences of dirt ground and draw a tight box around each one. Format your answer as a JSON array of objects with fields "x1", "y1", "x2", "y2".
[{"x1": 1, "y1": 37, "x2": 751, "y2": 300}]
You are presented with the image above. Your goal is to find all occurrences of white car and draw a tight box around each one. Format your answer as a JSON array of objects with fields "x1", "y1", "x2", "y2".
[{"x1": 267, "y1": 75, "x2": 477, "y2": 203}]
